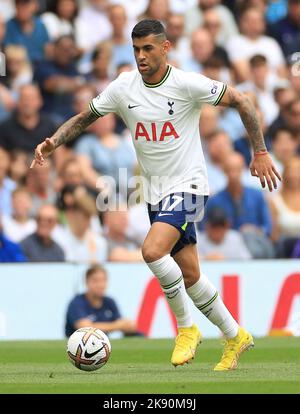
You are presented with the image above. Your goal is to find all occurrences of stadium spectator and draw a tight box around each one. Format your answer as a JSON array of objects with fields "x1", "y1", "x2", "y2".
[
  {"x1": 141, "y1": 0, "x2": 170, "y2": 25},
  {"x1": 102, "y1": 206, "x2": 143, "y2": 262},
  {"x1": 41, "y1": 0, "x2": 79, "y2": 41},
  {"x1": 0, "y1": 214, "x2": 27, "y2": 262},
  {"x1": 65, "y1": 264, "x2": 138, "y2": 337},
  {"x1": 53, "y1": 186, "x2": 107, "y2": 263},
  {"x1": 267, "y1": 85, "x2": 298, "y2": 139},
  {"x1": 268, "y1": 98, "x2": 300, "y2": 145},
  {"x1": 199, "y1": 104, "x2": 220, "y2": 140},
  {"x1": 75, "y1": 113, "x2": 136, "y2": 197},
  {"x1": 270, "y1": 127, "x2": 298, "y2": 177},
  {"x1": 285, "y1": 98, "x2": 300, "y2": 141},
  {"x1": 204, "y1": 152, "x2": 274, "y2": 258},
  {"x1": 2, "y1": 0, "x2": 299, "y2": 270},
  {"x1": 20, "y1": 203, "x2": 65, "y2": 261},
  {"x1": 1, "y1": 45, "x2": 33, "y2": 95},
  {"x1": 183, "y1": 28, "x2": 229, "y2": 72},
  {"x1": 166, "y1": 13, "x2": 191, "y2": 69},
  {"x1": 72, "y1": 83, "x2": 97, "y2": 116},
  {"x1": 0, "y1": 16, "x2": 16, "y2": 120},
  {"x1": 55, "y1": 179, "x2": 100, "y2": 230},
  {"x1": 0, "y1": 146, "x2": 16, "y2": 216},
  {"x1": 274, "y1": 83, "x2": 298, "y2": 111},
  {"x1": 64, "y1": 83, "x2": 98, "y2": 149},
  {"x1": 202, "y1": 55, "x2": 232, "y2": 86},
  {"x1": 55, "y1": 158, "x2": 103, "y2": 208},
  {"x1": 0, "y1": 84, "x2": 57, "y2": 154},
  {"x1": 116, "y1": 61, "x2": 134, "y2": 75},
  {"x1": 202, "y1": 7, "x2": 226, "y2": 47},
  {"x1": 85, "y1": 44, "x2": 111, "y2": 94},
  {"x1": 226, "y1": 7, "x2": 286, "y2": 82},
  {"x1": 268, "y1": 156, "x2": 300, "y2": 257},
  {"x1": 4, "y1": 0, "x2": 50, "y2": 63},
  {"x1": 56, "y1": 157, "x2": 85, "y2": 191},
  {"x1": 2, "y1": 187, "x2": 36, "y2": 242},
  {"x1": 76, "y1": 0, "x2": 112, "y2": 52},
  {"x1": 57, "y1": 154, "x2": 109, "y2": 202},
  {"x1": 185, "y1": 0, "x2": 238, "y2": 41},
  {"x1": 238, "y1": 54, "x2": 280, "y2": 127},
  {"x1": 8, "y1": 149, "x2": 28, "y2": 186},
  {"x1": 106, "y1": 4, "x2": 135, "y2": 75},
  {"x1": 197, "y1": 207, "x2": 252, "y2": 260},
  {"x1": 203, "y1": 129, "x2": 234, "y2": 194},
  {"x1": 34, "y1": 34, "x2": 84, "y2": 122},
  {"x1": 269, "y1": 0, "x2": 300, "y2": 59},
  {"x1": 26, "y1": 159, "x2": 56, "y2": 214}
]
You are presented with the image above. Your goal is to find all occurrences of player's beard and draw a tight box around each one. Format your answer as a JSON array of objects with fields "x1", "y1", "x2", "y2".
[{"x1": 138, "y1": 61, "x2": 164, "y2": 80}]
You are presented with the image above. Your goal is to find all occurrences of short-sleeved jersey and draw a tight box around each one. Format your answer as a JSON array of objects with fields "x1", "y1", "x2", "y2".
[{"x1": 90, "y1": 65, "x2": 227, "y2": 204}]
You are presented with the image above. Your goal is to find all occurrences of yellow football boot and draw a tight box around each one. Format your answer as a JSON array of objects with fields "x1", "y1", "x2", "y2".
[
  {"x1": 171, "y1": 324, "x2": 202, "y2": 366},
  {"x1": 214, "y1": 327, "x2": 254, "y2": 371}
]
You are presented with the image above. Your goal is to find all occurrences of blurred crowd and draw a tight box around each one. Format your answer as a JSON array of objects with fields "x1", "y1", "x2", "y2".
[{"x1": 0, "y1": 0, "x2": 300, "y2": 263}]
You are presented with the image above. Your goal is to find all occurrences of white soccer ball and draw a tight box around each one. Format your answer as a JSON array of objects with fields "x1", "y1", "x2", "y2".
[{"x1": 67, "y1": 327, "x2": 111, "y2": 371}]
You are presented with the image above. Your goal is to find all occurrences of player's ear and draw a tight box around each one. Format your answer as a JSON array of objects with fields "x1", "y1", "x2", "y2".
[{"x1": 162, "y1": 40, "x2": 171, "y2": 55}]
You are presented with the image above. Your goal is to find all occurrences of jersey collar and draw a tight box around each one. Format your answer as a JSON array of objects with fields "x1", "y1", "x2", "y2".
[{"x1": 142, "y1": 65, "x2": 172, "y2": 88}]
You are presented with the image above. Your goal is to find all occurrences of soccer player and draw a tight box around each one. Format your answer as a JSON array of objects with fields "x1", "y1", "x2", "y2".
[{"x1": 31, "y1": 20, "x2": 281, "y2": 370}]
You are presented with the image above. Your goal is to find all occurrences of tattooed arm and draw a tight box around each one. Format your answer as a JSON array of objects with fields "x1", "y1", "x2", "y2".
[
  {"x1": 218, "y1": 86, "x2": 267, "y2": 153},
  {"x1": 30, "y1": 110, "x2": 99, "y2": 168},
  {"x1": 217, "y1": 86, "x2": 281, "y2": 191}
]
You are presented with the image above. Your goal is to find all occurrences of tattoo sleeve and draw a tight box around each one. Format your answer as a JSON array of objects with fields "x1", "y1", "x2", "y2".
[
  {"x1": 218, "y1": 86, "x2": 267, "y2": 153},
  {"x1": 52, "y1": 110, "x2": 99, "y2": 148}
]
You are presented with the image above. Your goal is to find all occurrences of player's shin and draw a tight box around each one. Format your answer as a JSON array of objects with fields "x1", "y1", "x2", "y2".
[
  {"x1": 146, "y1": 254, "x2": 193, "y2": 328},
  {"x1": 186, "y1": 273, "x2": 239, "y2": 339}
]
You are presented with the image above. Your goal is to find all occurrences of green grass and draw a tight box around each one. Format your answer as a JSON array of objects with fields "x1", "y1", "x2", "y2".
[{"x1": 0, "y1": 337, "x2": 299, "y2": 394}]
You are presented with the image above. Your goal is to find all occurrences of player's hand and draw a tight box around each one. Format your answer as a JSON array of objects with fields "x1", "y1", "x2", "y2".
[
  {"x1": 249, "y1": 152, "x2": 281, "y2": 192},
  {"x1": 30, "y1": 137, "x2": 55, "y2": 168}
]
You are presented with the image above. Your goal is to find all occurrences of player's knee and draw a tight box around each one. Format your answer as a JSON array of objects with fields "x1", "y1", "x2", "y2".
[
  {"x1": 183, "y1": 272, "x2": 200, "y2": 289},
  {"x1": 142, "y1": 243, "x2": 164, "y2": 263}
]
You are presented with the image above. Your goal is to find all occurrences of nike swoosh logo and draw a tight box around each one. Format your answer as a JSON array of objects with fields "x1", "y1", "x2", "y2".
[
  {"x1": 158, "y1": 213, "x2": 173, "y2": 216},
  {"x1": 167, "y1": 290, "x2": 180, "y2": 299},
  {"x1": 128, "y1": 104, "x2": 140, "y2": 109},
  {"x1": 84, "y1": 345, "x2": 104, "y2": 358}
]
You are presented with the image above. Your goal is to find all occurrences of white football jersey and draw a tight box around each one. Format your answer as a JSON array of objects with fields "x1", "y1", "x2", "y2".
[{"x1": 90, "y1": 65, "x2": 227, "y2": 204}]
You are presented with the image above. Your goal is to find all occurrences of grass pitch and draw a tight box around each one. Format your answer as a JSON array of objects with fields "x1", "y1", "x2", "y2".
[{"x1": 0, "y1": 337, "x2": 299, "y2": 394}]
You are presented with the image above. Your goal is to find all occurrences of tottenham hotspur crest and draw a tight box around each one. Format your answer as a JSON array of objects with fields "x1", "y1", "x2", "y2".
[{"x1": 168, "y1": 100, "x2": 174, "y2": 115}]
